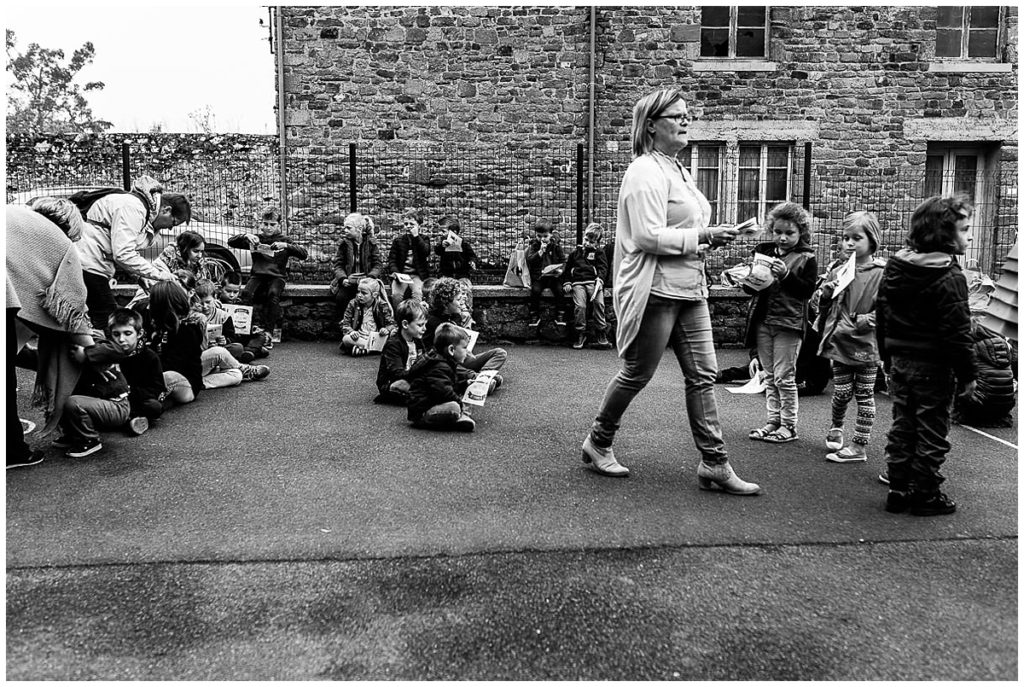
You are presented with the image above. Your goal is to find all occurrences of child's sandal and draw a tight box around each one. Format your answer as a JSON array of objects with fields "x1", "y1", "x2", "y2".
[
  {"x1": 763, "y1": 425, "x2": 798, "y2": 443},
  {"x1": 749, "y1": 423, "x2": 780, "y2": 441}
]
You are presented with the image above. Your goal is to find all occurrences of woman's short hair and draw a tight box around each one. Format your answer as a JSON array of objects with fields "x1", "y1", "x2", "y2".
[
  {"x1": 176, "y1": 230, "x2": 206, "y2": 259},
  {"x1": 433, "y1": 321, "x2": 469, "y2": 355},
  {"x1": 160, "y1": 193, "x2": 192, "y2": 224},
  {"x1": 908, "y1": 194, "x2": 973, "y2": 254},
  {"x1": 429, "y1": 277, "x2": 462, "y2": 314},
  {"x1": 766, "y1": 201, "x2": 813, "y2": 248},
  {"x1": 28, "y1": 197, "x2": 85, "y2": 241},
  {"x1": 631, "y1": 88, "x2": 685, "y2": 158}
]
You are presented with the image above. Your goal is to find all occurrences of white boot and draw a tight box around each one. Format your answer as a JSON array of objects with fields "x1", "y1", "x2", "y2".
[
  {"x1": 697, "y1": 461, "x2": 761, "y2": 495},
  {"x1": 581, "y1": 436, "x2": 629, "y2": 477}
]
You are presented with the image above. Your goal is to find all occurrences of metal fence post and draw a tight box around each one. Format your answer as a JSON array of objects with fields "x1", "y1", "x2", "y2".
[
  {"x1": 802, "y1": 142, "x2": 812, "y2": 212},
  {"x1": 121, "y1": 142, "x2": 131, "y2": 190},
  {"x1": 349, "y1": 142, "x2": 357, "y2": 213},
  {"x1": 576, "y1": 142, "x2": 584, "y2": 244}
]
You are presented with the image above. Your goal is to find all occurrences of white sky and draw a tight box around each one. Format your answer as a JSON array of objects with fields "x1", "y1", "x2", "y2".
[{"x1": 5, "y1": 2, "x2": 277, "y2": 133}]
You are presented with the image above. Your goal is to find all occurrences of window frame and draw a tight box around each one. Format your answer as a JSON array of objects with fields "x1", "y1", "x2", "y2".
[
  {"x1": 680, "y1": 143, "x2": 725, "y2": 225},
  {"x1": 934, "y1": 5, "x2": 1005, "y2": 61},
  {"x1": 699, "y1": 6, "x2": 770, "y2": 59},
  {"x1": 680, "y1": 141, "x2": 795, "y2": 225},
  {"x1": 737, "y1": 143, "x2": 793, "y2": 223}
]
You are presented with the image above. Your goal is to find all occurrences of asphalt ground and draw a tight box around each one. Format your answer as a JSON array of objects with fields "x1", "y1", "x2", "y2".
[{"x1": 6, "y1": 340, "x2": 1019, "y2": 680}]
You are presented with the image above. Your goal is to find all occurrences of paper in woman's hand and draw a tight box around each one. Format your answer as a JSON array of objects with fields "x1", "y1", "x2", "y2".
[{"x1": 734, "y1": 217, "x2": 761, "y2": 236}]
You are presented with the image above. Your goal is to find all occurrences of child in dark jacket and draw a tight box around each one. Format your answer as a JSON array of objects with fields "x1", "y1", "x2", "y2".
[
  {"x1": 406, "y1": 322, "x2": 476, "y2": 432},
  {"x1": 876, "y1": 194, "x2": 978, "y2": 516},
  {"x1": 387, "y1": 209, "x2": 432, "y2": 306},
  {"x1": 331, "y1": 212, "x2": 384, "y2": 316},
  {"x1": 339, "y1": 277, "x2": 396, "y2": 356},
  {"x1": 815, "y1": 211, "x2": 886, "y2": 463},
  {"x1": 102, "y1": 308, "x2": 166, "y2": 434},
  {"x1": 375, "y1": 299, "x2": 429, "y2": 404},
  {"x1": 144, "y1": 280, "x2": 207, "y2": 407},
  {"x1": 562, "y1": 222, "x2": 611, "y2": 349},
  {"x1": 953, "y1": 320, "x2": 1017, "y2": 427},
  {"x1": 745, "y1": 201, "x2": 819, "y2": 445},
  {"x1": 228, "y1": 205, "x2": 309, "y2": 341},
  {"x1": 435, "y1": 215, "x2": 478, "y2": 312},
  {"x1": 525, "y1": 218, "x2": 567, "y2": 326},
  {"x1": 59, "y1": 336, "x2": 133, "y2": 459}
]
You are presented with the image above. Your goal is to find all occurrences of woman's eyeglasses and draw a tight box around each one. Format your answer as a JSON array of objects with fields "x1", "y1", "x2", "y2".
[{"x1": 654, "y1": 114, "x2": 692, "y2": 124}]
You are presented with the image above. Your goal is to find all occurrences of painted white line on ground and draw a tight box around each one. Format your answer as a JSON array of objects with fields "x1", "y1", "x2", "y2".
[{"x1": 958, "y1": 424, "x2": 1018, "y2": 449}]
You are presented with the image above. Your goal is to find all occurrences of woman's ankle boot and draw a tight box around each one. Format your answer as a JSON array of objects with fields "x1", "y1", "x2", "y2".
[
  {"x1": 697, "y1": 461, "x2": 761, "y2": 495},
  {"x1": 581, "y1": 436, "x2": 629, "y2": 477}
]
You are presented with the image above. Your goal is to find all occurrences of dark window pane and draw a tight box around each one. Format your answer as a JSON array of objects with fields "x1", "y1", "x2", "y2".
[
  {"x1": 738, "y1": 169, "x2": 760, "y2": 201},
  {"x1": 700, "y1": 28, "x2": 729, "y2": 57},
  {"x1": 739, "y1": 146, "x2": 761, "y2": 167},
  {"x1": 697, "y1": 169, "x2": 719, "y2": 201},
  {"x1": 697, "y1": 145, "x2": 721, "y2": 167},
  {"x1": 967, "y1": 29, "x2": 998, "y2": 57},
  {"x1": 767, "y1": 146, "x2": 789, "y2": 168},
  {"x1": 736, "y1": 28, "x2": 766, "y2": 57},
  {"x1": 970, "y1": 6, "x2": 1000, "y2": 27},
  {"x1": 924, "y1": 155, "x2": 944, "y2": 197},
  {"x1": 737, "y1": 6, "x2": 767, "y2": 26},
  {"x1": 953, "y1": 155, "x2": 977, "y2": 201},
  {"x1": 766, "y1": 170, "x2": 788, "y2": 201},
  {"x1": 935, "y1": 29, "x2": 963, "y2": 57},
  {"x1": 680, "y1": 145, "x2": 693, "y2": 172},
  {"x1": 937, "y1": 6, "x2": 964, "y2": 27},
  {"x1": 738, "y1": 200, "x2": 760, "y2": 222},
  {"x1": 700, "y1": 6, "x2": 730, "y2": 27}
]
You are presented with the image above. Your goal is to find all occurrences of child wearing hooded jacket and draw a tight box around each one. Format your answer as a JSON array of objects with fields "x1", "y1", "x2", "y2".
[
  {"x1": 406, "y1": 322, "x2": 476, "y2": 432},
  {"x1": 876, "y1": 194, "x2": 977, "y2": 516},
  {"x1": 745, "y1": 201, "x2": 819, "y2": 444},
  {"x1": 815, "y1": 211, "x2": 886, "y2": 463},
  {"x1": 339, "y1": 277, "x2": 396, "y2": 356}
]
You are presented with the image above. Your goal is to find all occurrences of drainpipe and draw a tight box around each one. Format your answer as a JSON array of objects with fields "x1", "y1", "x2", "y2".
[
  {"x1": 587, "y1": 5, "x2": 596, "y2": 222},
  {"x1": 275, "y1": 6, "x2": 289, "y2": 231}
]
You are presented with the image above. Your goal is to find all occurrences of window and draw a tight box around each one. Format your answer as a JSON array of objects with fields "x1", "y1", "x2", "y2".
[
  {"x1": 923, "y1": 144, "x2": 999, "y2": 268},
  {"x1": 935, "y1": 6, "x2": 1003, "y2": 59},
  {"x1": 680, "y1": 142, "x2": 794, "y2": 224},
  {"x1": 700, "y1": 6, "x2": 768, "y2": 58}
]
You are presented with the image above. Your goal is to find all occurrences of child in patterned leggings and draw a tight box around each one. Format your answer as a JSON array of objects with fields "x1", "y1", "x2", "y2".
[{"x1": 814, "y1": 211, "x2": 886, "y2": 462}]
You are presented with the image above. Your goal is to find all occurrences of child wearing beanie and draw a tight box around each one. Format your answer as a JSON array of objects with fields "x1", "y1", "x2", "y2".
[{"x1": 814, "y1": 211, "x2": 887, "y2": 463}]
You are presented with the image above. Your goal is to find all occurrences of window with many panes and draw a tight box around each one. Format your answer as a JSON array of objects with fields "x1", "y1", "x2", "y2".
[
  {"x1": 700, "y1": 6, "x2": 769, "y2": 58},
  {"x1": 680, "y1": 142, "x2": 793, "y2": 224},
  {"x1": 935, "y1": 6, "x2": 1004, "y2": 59},
  {"x1": 923, "y1": 143, "x2": 999, "y2": 268}
]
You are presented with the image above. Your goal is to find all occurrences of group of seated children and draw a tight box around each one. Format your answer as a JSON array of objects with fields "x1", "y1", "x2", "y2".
[
  {"x1": 360, "y1": 277, "x2": 508, "y2": 433},
  {"x1": 54, "y1": 273, "x2": 273, "y2": 459}
]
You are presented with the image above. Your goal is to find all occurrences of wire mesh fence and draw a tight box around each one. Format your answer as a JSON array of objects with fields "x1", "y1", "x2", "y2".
[{"x1": 6, "y1": 138, "x2": 1017, "y2": 283}]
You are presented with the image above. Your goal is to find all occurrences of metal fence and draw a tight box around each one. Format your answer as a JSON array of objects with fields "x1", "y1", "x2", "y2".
[{"x1": 6, "y1": 140, "x2": 1017, "y2": 283}]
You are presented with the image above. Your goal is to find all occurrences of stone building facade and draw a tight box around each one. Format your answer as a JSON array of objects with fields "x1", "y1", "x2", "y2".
[{"x1": 278, "y1": 5, "x2": 1018, "y2": 273}]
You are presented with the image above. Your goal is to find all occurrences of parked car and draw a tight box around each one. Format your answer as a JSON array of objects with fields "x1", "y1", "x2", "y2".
[{"x1": 8, "y1": 186, "x2": 254, "y2": 277}]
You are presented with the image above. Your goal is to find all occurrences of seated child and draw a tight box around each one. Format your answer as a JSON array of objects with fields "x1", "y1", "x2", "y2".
[
  {"x1": 423, "y1": 276, "x2": 507, "y2": 393},
  {"x1": 218, "y1": 272, "x2": 272, "y2": 359},
  {"x1": 562, "y1": 222, "x2": 611, "y2": 349},
  {"x1": 102, "y1": 308, "x2": 166, "y2": 435},
  {"x1": 195, "y1": 278, "x2": 255, "y2": 364},
  {"x1": 435, "y1": 215, "x2": 478, "y2": 312},
  {"x1": 375, "y1": 298, "x2": 429, "y2": 405},
  {"x1": 387, "y1": 208, "x2": 432, "y2": 307},
  {"x1": 525, "y1": 218, "x2": 567, "y2": 327},
  {"x1": 953, "y1": 320, "x2": 1017, "y2": 427},
  {"x1": 406, "y1": 322, "x2": 477, "y2": 432},
  {"x1": 331, "y1": 212, "x2": 383, "y2": 317},
  {"x1": 339, "y1": 277, "x2": 396, "y2": 356},
  {"x1": 227, "y1": 205, "x2": 309, "y2": 343}
]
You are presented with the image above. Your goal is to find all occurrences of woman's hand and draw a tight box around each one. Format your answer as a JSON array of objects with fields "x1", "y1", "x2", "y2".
[{"x1": 708, "y1": 226, "x2": 738, "y2": 247}]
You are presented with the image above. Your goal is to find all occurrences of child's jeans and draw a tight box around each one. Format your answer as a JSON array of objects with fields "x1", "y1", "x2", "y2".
[
  {"x1": 830, "y1": 361, "x2": 879, "y2": 445},
  {"x1": 419, "y1": 401, "x2": 463, "y2": 427},
  {"x1": 391, "y1": 275, "x2": 424, "y2": 305},
  {"x1": 571, "y1": 282, "x2": 607, "y2": 333},
  {"x1": 757, "y1": 323, "x2": 802, "y2": 428},
  {"x1": 242, "y1": 275, "x2": 286, "y2": 329},
  {"x1": 162, "y1": 371, "x2": 195, "y2": 407},
  {"x1": 884, "y1": 355, "x2": 955, "y2": 494},
  {"x1": 529, "y1": 276, "x2": 564, "y2": 317},
  {"x1": 463, "y1": 347, "x2": 508, "y2": 374},
  {"x1": 201, "y1": 346, "x2": 243, "y2": 389},
  {"x1": 62, "y1": 394, "x2": 130, "y2": 442}
]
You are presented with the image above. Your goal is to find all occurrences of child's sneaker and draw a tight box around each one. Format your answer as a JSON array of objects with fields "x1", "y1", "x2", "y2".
[
  {"x1": 67, "y1": 439, "x2": 103, "y2": 458},
  {"x1": 594, "y1": 334, "x2": 612, "y2": 349},
  {"x1": 825, "y1": 427, "x2": 843, "y2": 451},
  {"x1": 573, "y1": 333, "x2": 587, "y2": 349},
  {"x1": 127, "y1": 417, "x2": 149, "y2": 436},
  {"x1": 238, "y1": 351, "x2": 256, "y2": 364},
  {"x1": 878, "y1": 470, "x2": 890, "y2": 485},
  {"x1": 528, "y1": 316, "x2": 542, "y2": 327},
  {"x1": 825, "y1": 446, "x2": 867, "y2": 463},
  {"x1": 51, "y1": 434, "x2": 74, "y2": 449},
  {"x1": 487, "y1": 374, "x2": 504, "y2": 395},
  {"x1": 20, "y1": 418, "x2": 36, "y2": 435},
  {"x1": 240, "y1": 364, "x2": 271, "y2": 381},
  {"x1": 910, "y1": 491, "x2": 957, "y2": 516},
  {"x1": 7, "y1": 450, "x2": 44, "y2": 469},
  {"x1": 453, "y1": 414, "x2": 476, "y2": 432},
  {"x1": 554, "y1": 317, "x2": 567, "y2": 326}
]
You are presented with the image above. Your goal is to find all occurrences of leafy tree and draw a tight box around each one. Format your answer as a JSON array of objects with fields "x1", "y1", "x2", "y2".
[{"x1": 6, "y1": 29, "x2": 112, "y2": 135}]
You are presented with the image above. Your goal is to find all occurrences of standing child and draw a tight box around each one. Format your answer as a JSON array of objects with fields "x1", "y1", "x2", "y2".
[
  {"x1": 228, "y1": 205, "x2": 309, "y2": 343},
  {"x1": 339, "y1": 277, "x2": 396, "y2": 356},
  {"x1": 387, "y1": 209, "x2": 432, "y2": 306},
  {"x1": 406, "y1": 322, "x2": 476, "y2": 432},
  {"x1": 876, "y1": 194, "x2": 977, "y2": 516},
  {"x1": 745, "y1": 201, "x2": 819, "y2": 444},
  {"x1": 375, "y1": 299, "x2": 429, "y2": 404},
  {"x1": 562, "y1": 222, "x2": 611, "y2": 349},
  {"x1": 816, "y1": 211, "x2": 886, "y2": 462},
  {"x1": 525, "y1": 219, "x2": 567, "y2": 327}
]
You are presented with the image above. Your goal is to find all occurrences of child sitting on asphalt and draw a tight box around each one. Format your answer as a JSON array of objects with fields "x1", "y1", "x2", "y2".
[
  {"x1": 562, "y1": 222, "x2": 611, "y2": 350},
  {"x1": 339, "y1": 277, "x2": 396, "y2": 356},
  {"x1": 406, "y1": 322, "x2": 477, "y2": 432},
  {"x1": 953, "y1": 319, "x2": 1017, "y2": 428},
  {"x1": 525, "y1": 218, "x2": 567, "y2": 327},
  {"x1": 375, "y1": 298, "x2": 429, "y2": 405},
  {"x1": 195, "y1": 278, "x2": 255, "y2": 364},
  {"x1": 218, "y1": 273, "x2": 272, "y2": 359},
  {"x1": 815, "y1": 211, "x2": 886, "y2": 464},
  {"x1": 423, "y1": 276, "x2": 507, "y2": 394},
  {"x1": 103, "y1": 308, "x2": 166, "y2": 435},
  {"x1": 228, "y1": 205, "x2": 309, "y2": 343}
]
